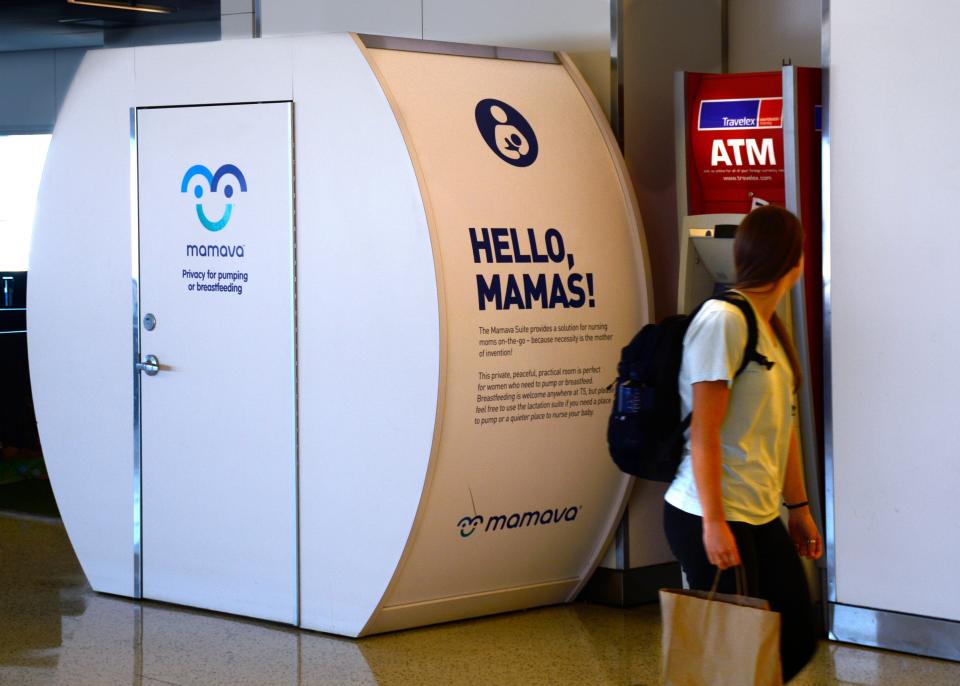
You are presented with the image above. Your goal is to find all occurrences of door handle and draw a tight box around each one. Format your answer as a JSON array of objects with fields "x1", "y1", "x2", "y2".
[{"x1": 137, "y1": 354, "x2": 160, "y2": 376}]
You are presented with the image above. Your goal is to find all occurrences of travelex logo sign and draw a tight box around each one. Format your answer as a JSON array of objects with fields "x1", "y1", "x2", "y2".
[
  {"x1": 180, "y1": 164, "x2": 248, "y2": 232},
  {"x1": 457, "y1": 505, "x2": 580, "y2": 538},
  {"x1": 475, "y1": 98, "x2": 538, "y2": 167},
  {"x1": 698, "y1": 97, "x2": 783, "y2": 131}
]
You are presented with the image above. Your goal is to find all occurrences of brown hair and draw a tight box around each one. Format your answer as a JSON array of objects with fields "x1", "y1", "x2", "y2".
[{"x1": 733, "y1": 205, "x2": 804, "y2": 389}]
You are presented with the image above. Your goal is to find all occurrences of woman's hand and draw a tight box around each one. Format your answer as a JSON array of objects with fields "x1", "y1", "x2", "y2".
[
  {"x1": 788, "y1": 507, "x2": 823, "y2": 559},
  {"x1": 703, "y1": 519, "x2": 741, "y2": 569}
]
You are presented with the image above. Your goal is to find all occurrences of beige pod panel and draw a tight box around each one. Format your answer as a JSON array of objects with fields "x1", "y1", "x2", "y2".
[{"x1": 353, "y1": 38, "x2": 653, "y2": 635}]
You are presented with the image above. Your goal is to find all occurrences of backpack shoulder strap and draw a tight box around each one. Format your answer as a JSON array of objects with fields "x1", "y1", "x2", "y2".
[
  {"x1": 711, "y1": 291, "x2": 774, "y2": 377},
  {"x1": 676, "y1": 292, "x2": 773, "y2": 433}
]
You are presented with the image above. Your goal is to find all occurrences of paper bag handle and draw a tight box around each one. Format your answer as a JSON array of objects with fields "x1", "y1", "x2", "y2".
[{"x1": 708, "y1": 564, "x2": 748, "y2": 600}]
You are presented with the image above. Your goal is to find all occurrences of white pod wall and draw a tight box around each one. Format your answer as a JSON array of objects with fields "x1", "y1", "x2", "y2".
[{"x1": 29, "y1": 34, "x2": 652, "y2": 637}]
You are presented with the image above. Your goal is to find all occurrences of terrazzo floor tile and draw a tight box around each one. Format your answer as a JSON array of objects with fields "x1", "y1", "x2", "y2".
[{"x1": 2, "y1": 513, "x2": 960, "y2": 685}]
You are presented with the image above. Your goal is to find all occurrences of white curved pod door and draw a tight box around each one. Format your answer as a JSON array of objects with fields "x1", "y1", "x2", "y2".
[{"x1": 136, "y1": 102, "x2": 297, "y2": 622}]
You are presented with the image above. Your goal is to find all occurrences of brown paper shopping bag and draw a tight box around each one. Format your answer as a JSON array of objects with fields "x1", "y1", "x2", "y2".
[{"x1": 659, "y1": 568, "x2": 782, "y2": 686}]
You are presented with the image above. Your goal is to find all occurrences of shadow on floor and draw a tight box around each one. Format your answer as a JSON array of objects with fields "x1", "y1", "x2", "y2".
[{"x1": 0, "y1": 478, "x2": 60, "y2": 518}]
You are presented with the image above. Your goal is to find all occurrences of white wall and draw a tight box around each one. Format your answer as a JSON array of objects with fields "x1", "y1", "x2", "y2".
[
  {"x1": 0, "y1": 50, "x2": 85, "y2": 135},
  {"x1": 0, "y1": 19, "x2": 219, "y2": 135},
  {"x1": 261, "y1": 0, "x2": 422, "y2": 40},
  {"x1": 3, "y1": 4, "x2": 610, "y2": 154},
  {"x1": 727, "y1": 0, "x2": 821, "y2": 72},
  {"x1": 422, "y1": 0, "x2": 612, "y2": 117},
  {"x1": 260, "y1": 0, "x2": 612, "y2": 117},
  {"x1": 221, "y1": 0, "x2": 256, "y2": 39},
  {"x1": 830, "y1": 1, "x2": 960, "y2": 622}
]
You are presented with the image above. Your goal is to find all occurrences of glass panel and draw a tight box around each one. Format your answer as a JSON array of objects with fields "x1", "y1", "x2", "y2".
[{"x1": 0, "y1": 134, "x2": 52, "y2": 271}]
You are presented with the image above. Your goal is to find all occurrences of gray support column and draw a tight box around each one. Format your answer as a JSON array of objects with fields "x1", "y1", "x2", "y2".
[{"x1": 221, "y1": 0, "x2": 255, "y2": 40}]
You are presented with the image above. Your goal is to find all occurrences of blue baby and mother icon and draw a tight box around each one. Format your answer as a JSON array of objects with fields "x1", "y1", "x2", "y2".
[{"x1": 475, "y1": 98, "x2": 539, "y2": 167}]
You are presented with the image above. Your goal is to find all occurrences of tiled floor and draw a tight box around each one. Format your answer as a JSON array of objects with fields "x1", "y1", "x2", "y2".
[{"x1": 2, "y1": 513, "x2": 959, "y2": 686}]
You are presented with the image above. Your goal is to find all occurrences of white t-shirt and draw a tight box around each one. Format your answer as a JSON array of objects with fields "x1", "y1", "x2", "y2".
[{"x1": 664, "y1": 295, "x2": 796, "y2": 525}]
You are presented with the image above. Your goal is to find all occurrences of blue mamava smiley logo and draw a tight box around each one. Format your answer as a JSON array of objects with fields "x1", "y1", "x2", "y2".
[
  {"x1": 180, "y1": 164, "x2": 248, "y2": 232},
  {"x1": 456, "y1": 505, "x2": 580, "y2": 539},
  {"x1": 457, "y1": 515, "x2": 484, "y2": 538}
]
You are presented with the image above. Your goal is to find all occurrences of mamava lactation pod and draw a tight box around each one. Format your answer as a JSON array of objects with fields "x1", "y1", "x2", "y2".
[{"x1": 29, "y1": 34, "x2": 652, "y2": 636}]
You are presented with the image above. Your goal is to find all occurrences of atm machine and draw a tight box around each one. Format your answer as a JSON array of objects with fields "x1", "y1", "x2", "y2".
[
  {"x1": 677, "y1": 68, "x2": 824, "y2": 535},
  {"x1": 593, "y1": 66, "x2": 825, "y2": 603}
]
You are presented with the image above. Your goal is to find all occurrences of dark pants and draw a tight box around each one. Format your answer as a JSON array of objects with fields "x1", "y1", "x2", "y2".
[{"x1": 663, "y1": 502, "x2": 818, "y2": 683}]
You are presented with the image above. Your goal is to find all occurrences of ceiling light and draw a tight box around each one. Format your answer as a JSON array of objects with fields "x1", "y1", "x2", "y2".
[{"x1": 66, "y1": 0, "x2": 175, "y2": 14}]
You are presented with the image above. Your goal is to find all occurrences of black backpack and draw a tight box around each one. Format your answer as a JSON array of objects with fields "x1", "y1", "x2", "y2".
[{"x1": 607, "y1": 291, "x2": 773, "y2": 482}]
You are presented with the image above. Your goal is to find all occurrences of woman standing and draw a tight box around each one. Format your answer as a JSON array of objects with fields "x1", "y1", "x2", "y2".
[{"x1": 663, "y1": 205, "x2": 822, "y2": 682}]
